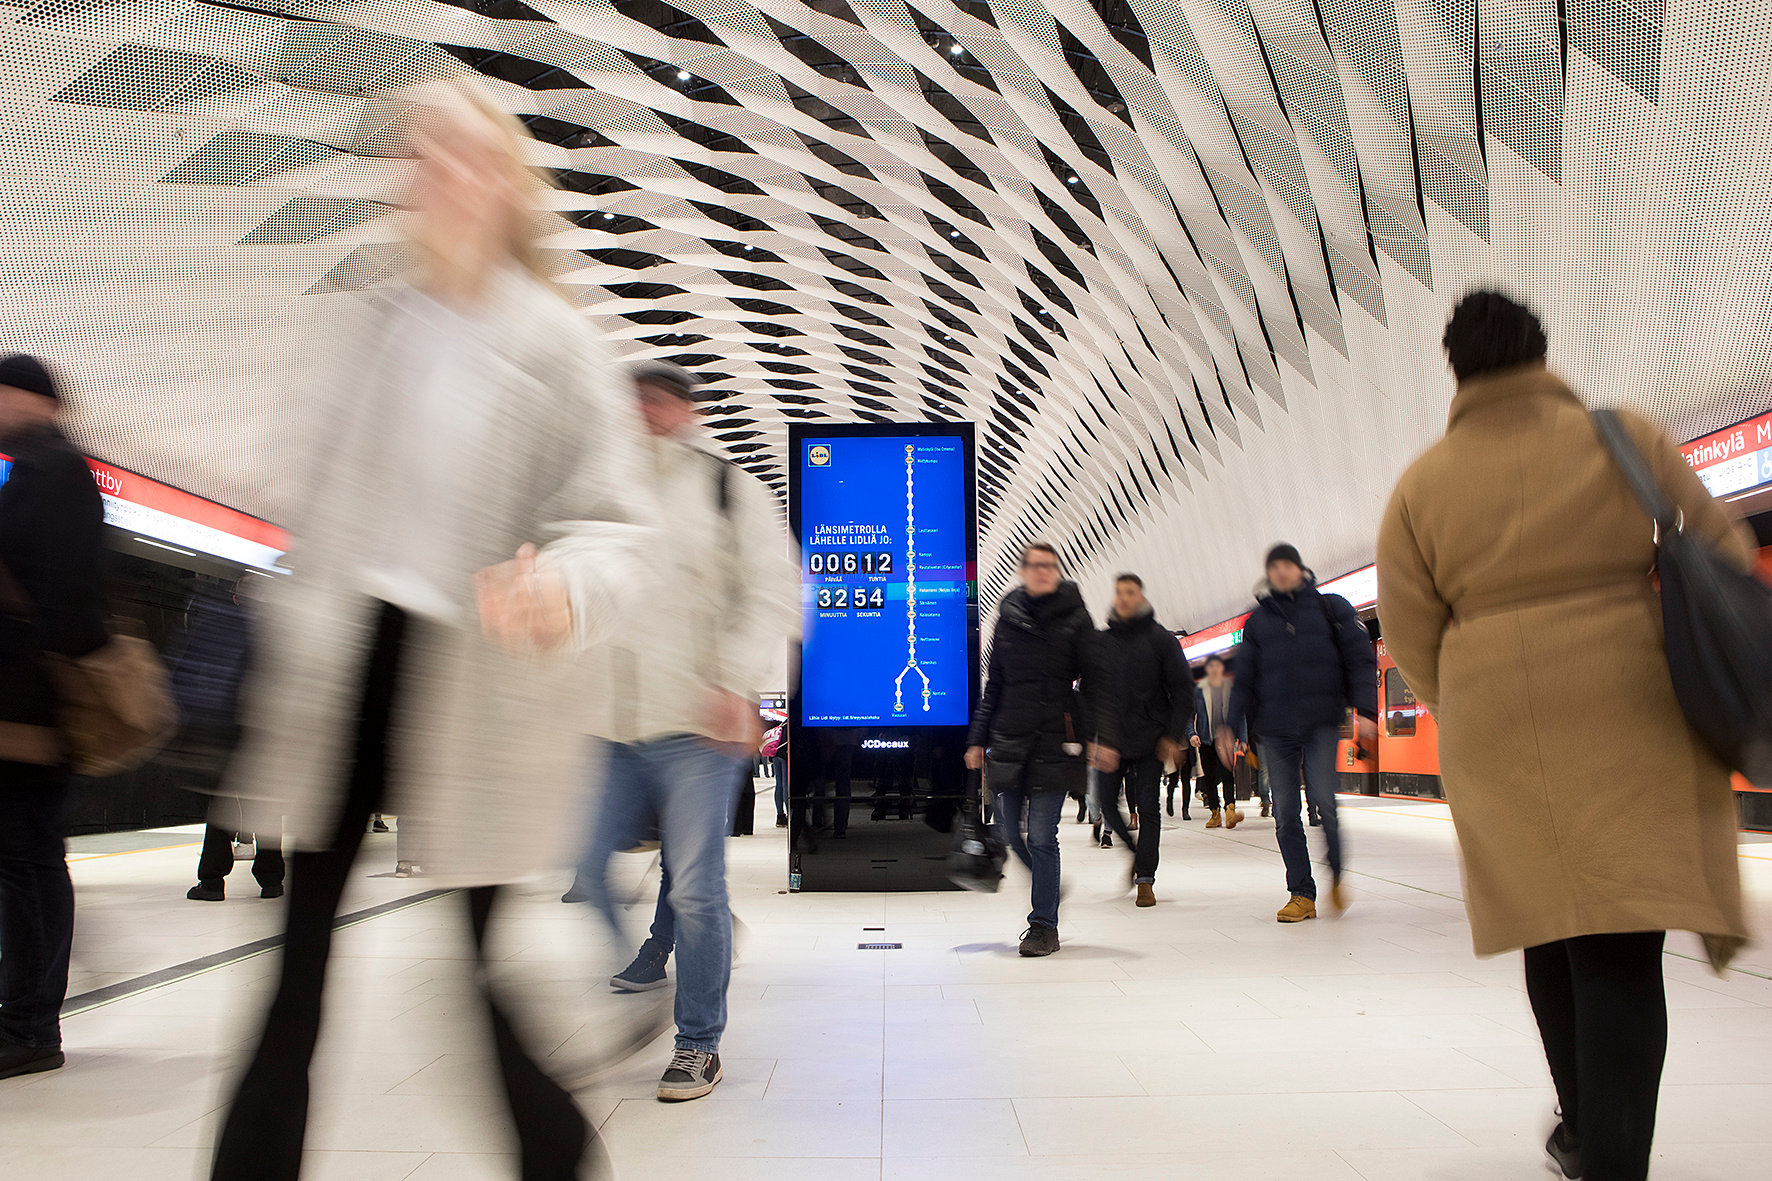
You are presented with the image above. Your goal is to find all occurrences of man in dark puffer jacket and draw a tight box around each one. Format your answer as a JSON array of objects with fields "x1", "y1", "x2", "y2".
[
  {"x1": 967, "y1": 542, "x2": 1119, "y2": 957},
  {"x1": 1223, "y1": 544, "x2": 1377, "y2": 924},
  {"x1": 1096, "y1": 573, "x2": 1190, "y2": 908}
]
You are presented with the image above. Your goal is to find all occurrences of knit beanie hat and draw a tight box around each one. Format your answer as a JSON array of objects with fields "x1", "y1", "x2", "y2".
[
  {"x1": 0, "y1": 354, "x2": 57, "y2": 400},
  {"x1": 1264, "y1": 543, "x2": 1304, "y2": 570}
]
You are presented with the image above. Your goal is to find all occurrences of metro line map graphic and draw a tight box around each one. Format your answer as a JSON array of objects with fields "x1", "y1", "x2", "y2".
[
  {"x1": 799, "y1": 434, "x2": 971, "y2": 727},
  {"x1": 894, "y1": 445, "x2": 928, "y2": 715}
]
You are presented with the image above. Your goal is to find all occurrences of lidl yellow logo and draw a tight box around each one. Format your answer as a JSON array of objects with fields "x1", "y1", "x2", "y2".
[{"x1": 808, "y1": 444, "x2": 832, "y2": 467}]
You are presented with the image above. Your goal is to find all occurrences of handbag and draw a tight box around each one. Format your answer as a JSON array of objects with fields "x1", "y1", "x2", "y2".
[
  {"x1": 0, "y1": 558, "x2": 178, "y2": 777},
  {"x1": 1592, "y1": 410, "x2": 1772, "y2": 786},
  {"x1": 946, "y1": 771, "x2": 1006, "y2": 892}
]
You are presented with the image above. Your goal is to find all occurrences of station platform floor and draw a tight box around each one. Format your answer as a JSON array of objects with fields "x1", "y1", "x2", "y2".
[{"x1": 6, "y1": 789, "x2": 1772, "y2": 1180}]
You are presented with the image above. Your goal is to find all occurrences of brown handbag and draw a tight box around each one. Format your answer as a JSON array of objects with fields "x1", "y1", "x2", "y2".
[{"x1": 0, "y1": 558, "x2": 177, "y2": 776}]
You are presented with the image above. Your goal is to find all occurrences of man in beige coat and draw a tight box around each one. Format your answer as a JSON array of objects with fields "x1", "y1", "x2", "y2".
[{"x1": 1377, "y1": 290, "x2": 1755, "y2": 1181}]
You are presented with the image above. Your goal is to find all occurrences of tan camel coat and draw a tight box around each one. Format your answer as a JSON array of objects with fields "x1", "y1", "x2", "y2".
[{"x1": 1377, "y1": 365, "x2": 1754, "y2": 965}]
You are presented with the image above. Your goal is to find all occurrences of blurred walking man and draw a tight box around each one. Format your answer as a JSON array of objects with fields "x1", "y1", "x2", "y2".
[
  {"x1": 567, "y1": 361, "x2": 796, "y2": 1101},
  {"x1": 967, "y1": 542, "x2": 1119, "y2": 955},
  {"x1": 1223, "y1": 545, "x2": 1376, "y2": 922},
  {"x1": 1095, "y1": 573, "x2": 1190, "y2": 907},
  {"x1": 1190, "y1": 654, "x2": 1245, "y2": 829},
  {"x1": 0, "y1": 355, "x2": 104, "y2": 1080}
]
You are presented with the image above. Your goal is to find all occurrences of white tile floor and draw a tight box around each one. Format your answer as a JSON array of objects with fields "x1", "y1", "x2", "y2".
[{"x1": 7, "y1": 791, "x2": 1772, "y2": 1180}]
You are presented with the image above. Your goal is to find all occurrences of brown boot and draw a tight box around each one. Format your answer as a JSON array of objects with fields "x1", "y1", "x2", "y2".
[
  {"x1": 1260, "y1": 799, "x2": 1271, "y2": 818},
  {"x1": 1276, "y1": 895, "x2": 1317, "y2": 923},
  {"x1": 1225, "y1": 805, "x2": 1243, "y2": 829},
  {"x1": 1136, "y1": 883, "x2": 1156, "y2": 908},
  {"x1": 1205, "y1": 810, "x2": 1222, "y2": 829},
  {"x1": 1329, "y1": 877, "x2": 1350, "y2": 915}
]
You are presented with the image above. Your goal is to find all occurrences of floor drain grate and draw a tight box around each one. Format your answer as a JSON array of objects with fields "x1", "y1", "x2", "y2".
[{"x1": 858, "y1": 942, "x2": 903, "y2": 950}]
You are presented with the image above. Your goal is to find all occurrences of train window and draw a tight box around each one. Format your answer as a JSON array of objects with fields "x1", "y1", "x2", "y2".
[{"x1": 1385, "y1": 669, "x2": 1418, "y2": 737}]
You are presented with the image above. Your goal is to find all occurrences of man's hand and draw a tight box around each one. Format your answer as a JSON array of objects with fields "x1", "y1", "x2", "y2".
[
  {"x1": 701, "y1": 688, "x2": 763, "y2": 754},
  {"x1": 1089, "y1": 743, "x2": 1120, "y2": 773},
  {"x1": 475, "y1": 543, "x2": 572, "y2": 655},
  {"x1": 964, "y1": 745, "x2": 985, "y2": 771},
  {"x1": 1214, "y1": 726, "x2": 1236, "y2": 768},
  {"x1": 1189, "y1": 734, "x2": 1202, "y2": 749},
  {"x1": 1340, "y1": 713, "x2": 1379, "y2": 743},
  {"x1": 1156, "y1": 736, "x2": 1183, "y2": 767}
]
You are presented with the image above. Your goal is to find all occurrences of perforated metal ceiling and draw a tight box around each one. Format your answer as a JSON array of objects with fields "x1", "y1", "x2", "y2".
[{"x1": 3, "y1": 0, "x2": 1769, "y2": 625}]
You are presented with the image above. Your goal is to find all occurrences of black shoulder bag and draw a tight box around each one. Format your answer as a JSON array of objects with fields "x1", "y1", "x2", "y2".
[{"x1": 1592, "y1": 409, "x2": 1772, "y2": 786}]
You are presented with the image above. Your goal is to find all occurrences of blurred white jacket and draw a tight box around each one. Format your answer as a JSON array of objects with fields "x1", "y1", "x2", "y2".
[
  {"x1": 231, "y1": 271, "x2": 653, "y2": 885},
  {"x1": 581, "y1": 427, "x2": 799, "y2": 745}
]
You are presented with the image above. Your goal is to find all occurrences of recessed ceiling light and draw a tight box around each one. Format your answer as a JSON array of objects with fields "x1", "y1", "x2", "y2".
[
  {"x1": 677, "y1": 69, "x2": 691, "y2": 81},
  {"x1": 950, "y1": 42, "x2": 963, "y2": 56},
  {"x1": 604, "y1": 212, "x2": 615, "y2": 220},
  {"x1": 1067, "y1": 176, "x2": 1079, "y2": 184},
  {"x1": 949, "y1": 230, "x2": 959, "y2": 238}
]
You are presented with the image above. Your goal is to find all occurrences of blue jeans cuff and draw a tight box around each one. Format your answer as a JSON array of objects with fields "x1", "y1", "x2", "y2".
[{"x1": 674, "y1": 1038, "x2": 719, "y2": 1053}]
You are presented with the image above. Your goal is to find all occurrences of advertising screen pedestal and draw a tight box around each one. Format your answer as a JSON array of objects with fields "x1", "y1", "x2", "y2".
[{"x1": 786, "y1": 423, "x2": 979, "y2": 892}]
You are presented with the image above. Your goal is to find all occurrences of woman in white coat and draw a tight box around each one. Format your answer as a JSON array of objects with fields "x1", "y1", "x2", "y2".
[{"x1": 210, "y1": 80, "x2": 651, "y2": 1181}]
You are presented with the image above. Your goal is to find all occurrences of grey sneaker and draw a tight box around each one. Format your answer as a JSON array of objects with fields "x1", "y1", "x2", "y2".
[
  {"x1": 611, "y1": 941, "x2": 670, "y2": 992},
  {"x1": 657, "y1": 1047, "x2": 722, "y2": 1101},
  {"x1": 1018, "y1": 925, "x2": 1060, "y2": 957}
]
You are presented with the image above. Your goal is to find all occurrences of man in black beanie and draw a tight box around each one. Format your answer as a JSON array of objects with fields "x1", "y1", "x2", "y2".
[
  {"x1": 1222, "y1": 543, "x2": 1377, "y2": 923},
  {"x1": 0, "y1": 354, "x2": 106, "y2": 1078}
]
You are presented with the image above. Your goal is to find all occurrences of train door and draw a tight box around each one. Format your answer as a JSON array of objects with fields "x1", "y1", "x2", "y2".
[{"x1": 1375, "y1": 640, "x2": 1443, "y2": 798}]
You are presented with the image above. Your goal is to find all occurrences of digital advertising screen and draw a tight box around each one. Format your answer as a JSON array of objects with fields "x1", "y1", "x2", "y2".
[{"x1": 791, "y1": 424, "x2": 978, "y2": 728}]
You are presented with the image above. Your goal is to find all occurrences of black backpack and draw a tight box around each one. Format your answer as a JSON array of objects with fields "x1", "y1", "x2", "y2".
[{"x1": 1593, "y1": 410, "x2": 1772, "y2": 786}]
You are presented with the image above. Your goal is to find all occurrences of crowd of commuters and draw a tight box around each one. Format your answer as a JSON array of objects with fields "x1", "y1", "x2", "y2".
[
  {"x1": 0, "y1": 70, "x2": 1760, "y2": 1181},
  {"x1": 968, "y1": 537, "x2": 1374, "y2": 941}
]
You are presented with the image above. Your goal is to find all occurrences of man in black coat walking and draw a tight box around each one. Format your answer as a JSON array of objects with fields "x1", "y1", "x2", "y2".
[
  {"x1": 1222, "y1": 544, "x2": 1377, "y2": 923},
  {"x1": 1096, "y1": 573, "x2": 1190, "y2": 908},
  {"x1": 168, "y1": 579, "x2": 284, "y2": 902},
  {"x1": 0, "y1": 355, "x2": 106, "y2": 1079},
  {"x1": 967, "y1": 542, "x2": 1119, "y2": 957}
]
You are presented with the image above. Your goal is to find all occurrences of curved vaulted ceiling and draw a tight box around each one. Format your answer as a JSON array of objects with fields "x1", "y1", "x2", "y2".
[{"x1": 3, "y1": 0, "x2": 1770, "y2": 625}]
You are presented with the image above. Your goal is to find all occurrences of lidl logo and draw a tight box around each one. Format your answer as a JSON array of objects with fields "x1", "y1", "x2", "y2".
[{"x1": 808, "y1": 444, "x2": 832, "y2": 467}]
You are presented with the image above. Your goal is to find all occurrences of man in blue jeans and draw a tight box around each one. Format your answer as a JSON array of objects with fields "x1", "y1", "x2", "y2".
[
  {"x1": 566, "y1": 363, "x2": 796, "y2": 1100},
  {"x1": 1222, "y1": 545, "x2": 1377, "y2": 923}
]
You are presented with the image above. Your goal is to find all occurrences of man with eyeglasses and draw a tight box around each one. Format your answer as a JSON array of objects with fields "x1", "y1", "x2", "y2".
[{"x1": 966, "y1": 541, "x2": 1119, "y2": 956}]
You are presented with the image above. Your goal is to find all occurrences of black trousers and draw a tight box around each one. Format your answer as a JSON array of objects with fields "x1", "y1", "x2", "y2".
[
  {"x1": 1163, "y1": 768, "x2": 1189, "y2": 818},
  {"x1": 1523, "y1": 931, "x2": 1668, "y2": 1181},
  {"x1": 1197, "y1": 744, "x2": 1236, "y2": 811},
  {"x1": 211, "y1": 603, "x2": 593, "y2": 1181},
  {"x1": 0, "y1": 759, "x2": 74, "y2": 1049},
  {"x1": 196, "y1": 796, "x2": 284, "y2": 889},
  {"x1": 1095, "y1": 755, "x2": 1163, "y2": 884}
]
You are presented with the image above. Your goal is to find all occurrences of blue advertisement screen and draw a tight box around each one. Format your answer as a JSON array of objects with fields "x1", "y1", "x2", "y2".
[{"x1": 799, "y1": 434, "x2": 972, "y2": 726}]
